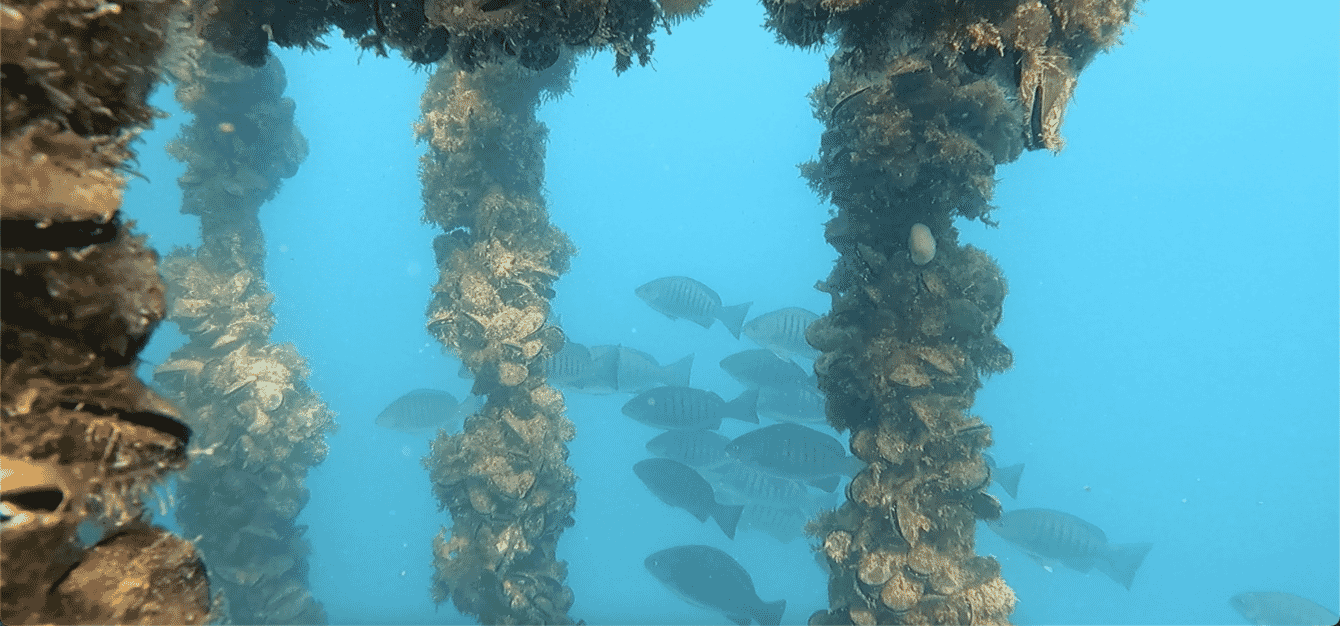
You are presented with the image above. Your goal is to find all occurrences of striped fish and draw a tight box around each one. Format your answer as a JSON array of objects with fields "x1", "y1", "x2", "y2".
[
  {"x1": 1230, "y1": 591, "x2": 1338, "y2": 626},
  {"x1": 719, "y1": 350, "x2": 813, "y2": 390},
  {"x1": 725, "y1": 423, "x2": 860, "y2": 489},
  {"x1": 374, "y1": 389, "x2": 480, "y2": 436},
  {"x1": 987, "y1": 508, "x2": 1152, "y2": 589},
  {"x1": 645, "y1": 545, "x2": 786, "y2": 626},
  {"x1": 634, "y1": 458, "x2": 741, "y2": 539},
  {"x1": 646, "y1": 429, "x2": 732, "y2": 470},
  {"x1": 756, "y1": 385, "x2": 827, "y2": 425},
  {"x1": 589, "y1": 344, "x2": 693, "y2": 393},
  {"x1": 635, "y1": 276, "x2": 751, "y2": 338},
  {"x1": 621, "y1": 386, "x2": 757, "y2": 430},
  {"x1": 743, "y1": 307, "x2": 821, "y2": 361},
  {"x1": 708, "y1": 461, "x2": 832, "y2": 511}
]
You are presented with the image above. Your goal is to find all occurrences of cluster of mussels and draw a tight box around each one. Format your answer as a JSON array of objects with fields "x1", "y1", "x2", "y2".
[
  {"x1": 193, "y1": 0, "x2": 664, "y2": 73},
  {"x1": 804, "y1": 232, "x2": 1016, "y2": 626},
  {"x1": 760, "y1": 0, "x2": 1135, "y2": 624},
  {"x1": 417, "y1": 59, "x2": 580, "y2": 624},
  {"x1": 2, "y1": 1, "x2": 212, "y2": 623},
  {"x1": 148, "y1": 41, "x2": 333, "y2": 625},
  {"x1": 154, "y1": 251, "x2": 335, "y2": 625}
]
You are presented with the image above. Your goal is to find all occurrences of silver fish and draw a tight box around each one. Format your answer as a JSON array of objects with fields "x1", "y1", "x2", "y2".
[
  {"x1": 743, "y1": 307, "x2": 821, "y2": 361},
  {"x1": 708, "y1": 461, "x2": 831, "y2": 511},
  {"x1": 545, "y1": 341, "x2": 606, "y2": 390},
  {"x1": 374, "y1": 389, "x2": 480, "y2": 435},
  {"x1": 725, "y1": 423, "x2": 860, "y2": 489},
  {"x1": 622, "y1": 386, "x2": 758, "y2": 430},
  {"x1": 986, "y1": 508, "x2": 1152, "y2": 589},
  {"x1": 634, "y1": 458, "x2": 741, "y2": 539},
  {"x1": 646, "y1": 429, "x2": 732, "y2": 470},
  {"x1": 644, "y1": 544, "x2": 786, "y2": 626},
  {"x1": 589, "y1": 344, "x2": 693, "y2": 393},
  {"x1": 1230, "y1": 592, "x2": 1338, "y2": 626},
  {"x1": 719, "y1": 349, "x2": 813, "y2": 390},
  {"x1": 985, "y1": 453, "x2": 1024, "y2": 499},
  {"x1": 756, "y1": 384, "x2": 827, "y2": 425},
  {"x1": 740, "y1": 503, "x2": 811, "y2": 544},
  {"x1": 635, "y1": 276, "x2": 752, "y2": 338}
]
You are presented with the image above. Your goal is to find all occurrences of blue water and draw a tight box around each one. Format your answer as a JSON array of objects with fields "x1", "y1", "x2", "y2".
[{"x1": 126, "y1": 1, "x2": 1338, "y2": 624}]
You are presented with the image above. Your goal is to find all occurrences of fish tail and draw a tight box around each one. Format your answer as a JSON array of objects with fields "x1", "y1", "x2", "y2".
[
  {"x1": 753, "y1": 599, "x2": 786, "y2": 626},
  {"x1": 993, "y1": 462, "x2": 1024, "y2": 499},
  {"x1": 718, "y1": 302, "x2": 753, "y2": 338},
  {"x1": 725, "y1": 388, "x2": 759, "y2": 424},
  {"x1": 662, "y1": 353, "x2": 694, "y2": 387},
  {"x1": 1100, "y1": 542, "x2": 1152, "y2": 589},
  {"x1": 714, "y1": 503, "x2": 743, "y2": 539}
]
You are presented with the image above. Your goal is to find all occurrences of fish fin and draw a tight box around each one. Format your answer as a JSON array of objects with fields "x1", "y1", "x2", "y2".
[
  {"x1": 993, "y1": 462, "x2": 1024, "y2": 499},
  {"x1": 808, "y1": 475, "x2": 840, "y2": 493},
  {"x1": 690, "y1": 315, "x2": 715, "y2": 329},
  {"x1": 662, "y1": 353, "x2": 694, "y2": 387},
  {"x1": 714, "y1": 503, "x2": 744, "y2": 540},
  {"x1": 1098, "y1": 542, "x2": 1152, "y2": 590},
  {"x1": 728, "y1": 615, "x2": 750, "y2": 626},
  {"x1": 1062, "y1": 556, "x2": 1097, "y2": 573},
  {"x1": 718, "y1": 302, "x2": 753, "y2": 338},
  {"x1": 459, "y1": 394, "x2": 486, "y2": 417},
  {"x1": 725, "y1": 388, "x2": 759, "y2": 424},
  {"x1": 587, "y1": 347, "x2": 620, "y2": 391},
  {"x1": 692, "y1": 510, "x2": 712, "y2": 523},
  {"x1": 844, "y1": 456, "x2": 864, "y2": 477},
  {"x1": 754, "y1": 599, "x2": 786, "y2": 626},
  {"x1": 1026, "y1": 553, "x2": 1058, "y2": 572}
]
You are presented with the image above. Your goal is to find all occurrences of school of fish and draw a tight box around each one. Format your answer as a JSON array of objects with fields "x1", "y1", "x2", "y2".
[{"x1": 368, "y1": 274, "x2": 1315, "y2": 623}]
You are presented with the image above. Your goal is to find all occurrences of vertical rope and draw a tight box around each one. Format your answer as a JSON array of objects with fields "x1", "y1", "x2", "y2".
[
  {"x1": 758, "y1": 1, "x2": 1138, "y2": 624},
  {"x1": 156, "y1": 27, "x2": 333, "y2": 623},
  {"x1": 418, "y1": 56, "x2": 580, "y2": 625}
]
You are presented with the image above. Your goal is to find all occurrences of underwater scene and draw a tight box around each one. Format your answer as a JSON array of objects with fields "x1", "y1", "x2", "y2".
[{"x1": 5, "y1": 0, "x2": 1332, "y2": 625}]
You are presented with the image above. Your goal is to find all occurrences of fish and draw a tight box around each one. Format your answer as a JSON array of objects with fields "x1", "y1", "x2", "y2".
[
  {"x1": 589, "y1": 344, "x2": 693, "y2": 393},
  {"x1": 635, "y1": 276, "x2": 752, "y2": 338},
  {"x1": 622, "y1": 386, "x2": 758, "y2": 430},
  {"x1": 743, "y1": 307, "x2": 821, "y2": 361},
  {"x1": 725, "y1": 423, "x2": 860, "y2": 491},
  {"x1": 740, "y1": 503, "x2": 811, "y2": 544},
  {"x1": 986, "y1": 508, "x2": 1152, "y2": 589},
  {"x1": 374, "y1": 389, "x2": 481, "y2": 435},
  {"x1": 644, "y1": 544, "x2": 786, "y2": 626},
  {"x1": 646, "y1": 429, "x2": 732, "y2": 470},
  {"x1": 541, "y1": 340, "x2": 621, "y2": 393},
  {"x1": 634, "y1": 458, "x2": 742, "y2": 539},
  {"x1": 546, "y1": 340, "x2": 598, "y2": 388},
  {"x1": 756, "y1": 384, "x2": 827, "y2": 425},
  {"x1": 719, "y1": 350, "x2": 813, "y2": 390},
  {"x1": 985, "y1": 454, "x2": 1024, "y2": 499},
  {"x1": 1230, "y1": 591, "x2": 1339, "y2": 626},
  {"x1": 708, "y1": 461, "x2": 832, "y2": 511}
]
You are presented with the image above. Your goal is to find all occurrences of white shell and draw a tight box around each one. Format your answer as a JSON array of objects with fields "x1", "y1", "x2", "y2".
[{"x1": 909, "y1": 223, "x2": 936, "y2": 265}]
